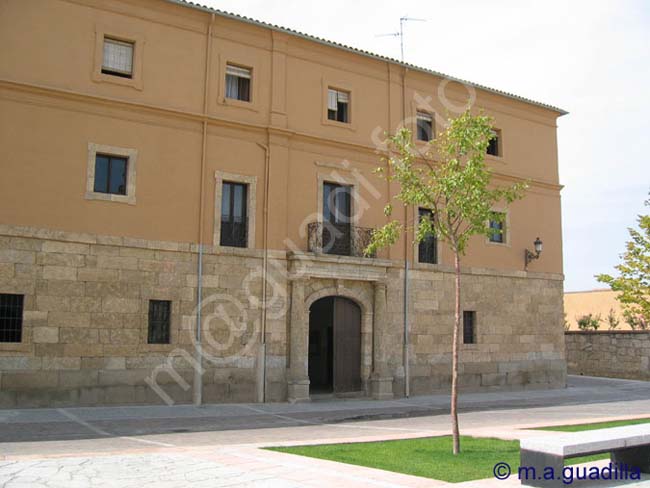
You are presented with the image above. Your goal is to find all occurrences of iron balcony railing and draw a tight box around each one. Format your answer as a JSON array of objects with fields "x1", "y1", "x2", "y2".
[{"x1": 307, "y1": 221, "x2": 376, "y2": 258}]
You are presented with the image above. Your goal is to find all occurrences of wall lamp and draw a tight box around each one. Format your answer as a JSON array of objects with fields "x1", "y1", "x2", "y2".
[{"x1": 525, "y1": 237, "x2": 543, "y2": 269}]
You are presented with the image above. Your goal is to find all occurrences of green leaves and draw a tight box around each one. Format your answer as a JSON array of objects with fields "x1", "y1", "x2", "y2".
[
  {"x1": 596, "y1": 193, "x2": 650, "y2": 328},
  {"x1": 365, "y1": 107, "x2": 528, "y2": 258}
]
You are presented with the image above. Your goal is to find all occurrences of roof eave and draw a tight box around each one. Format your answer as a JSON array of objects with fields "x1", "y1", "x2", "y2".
[{"x1": 164, "y1": 0, "x2": 569, "y2": 116}]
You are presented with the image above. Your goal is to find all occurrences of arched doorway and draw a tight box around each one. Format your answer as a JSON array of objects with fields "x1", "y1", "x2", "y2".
[{"x1": 308, "y1": 296, "x2": 362, "y2": 394}]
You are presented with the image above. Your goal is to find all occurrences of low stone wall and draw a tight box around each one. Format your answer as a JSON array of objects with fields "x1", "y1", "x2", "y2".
[{"x1": 565, "y1": 331, "x2": 650, "y2": 380}]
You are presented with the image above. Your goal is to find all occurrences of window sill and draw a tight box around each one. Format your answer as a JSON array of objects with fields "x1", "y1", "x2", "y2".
[
  {"x1": 413, "y1": 261, "x2": 443, "y2": 271},
  {"x1": 91, "y1": 71, "x2": 143, "y2": 91},
  {"x1": 0, "y1": 342, "x2": 32, "y2": 353},
  {"x1": 485, "y1": 154, "x2": 505, "y2": 164},
  {"x1": 322, "y1": 118, "x2": 356, "y2": 131},
  {"x1": 138, "y1": 344, "x2": 175, "y2": 353},
  {"x1": 485, "y1": 239, "x2": 511, "y2": 248},
  {"x1": 85, "y1": 191, "x2": 136, "y2": 206},
  {"x1": 219, "y1": 97, "x2": 259, "y2": 112}
]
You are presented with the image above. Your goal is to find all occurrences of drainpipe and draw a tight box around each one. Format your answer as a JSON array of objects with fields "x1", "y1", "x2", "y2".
[
  {"x1": 256, "y1": 140, "x2": 270, "y2": 403},
  {"x1": 401, "y1": 65, "x2": 410, "y2": 398},
  {"x1": 193, "y1": 12, "x2": 215, "y2": 407}
]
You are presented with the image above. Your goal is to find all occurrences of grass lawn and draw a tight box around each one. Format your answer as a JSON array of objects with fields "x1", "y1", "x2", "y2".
[
  {"x1": 266, "y1": 418, "x2": 650, "y2": 482},
  {"x1": 268, "y1": 436, "x2": 518, "y2": 483},
  {"x1": 534, "y1": 417, "x2": 650, "y2": 432}
]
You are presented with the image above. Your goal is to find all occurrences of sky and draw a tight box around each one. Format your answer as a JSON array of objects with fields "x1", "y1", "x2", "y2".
[{"x1": 199, "y1": 0, "x2": 649, "y2": 291}]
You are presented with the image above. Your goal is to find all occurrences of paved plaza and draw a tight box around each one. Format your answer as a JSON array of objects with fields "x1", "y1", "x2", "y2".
[{"x1": 1, "y1": 376, "x2": 650, "y2": 487}]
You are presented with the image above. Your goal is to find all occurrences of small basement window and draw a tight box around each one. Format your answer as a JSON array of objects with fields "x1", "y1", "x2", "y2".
[
  {"x1": 327, "y1": 88, "x2": 350, "y2": 123},
  {"x1": 0, "y1": 294, "x2": 24, "y2": 343},
  {"x1": 102, "y1": 37, "x2": 134, "y2": 79},
  {"x1": 148, "y1": 300, "x2": 171, "y2": 344},
  {"x1": 463, "y1": 311, "x2": 476, "y2": 344},
  {"x1": 225, "y1": 64, "x2": 252, "y2": 102}
]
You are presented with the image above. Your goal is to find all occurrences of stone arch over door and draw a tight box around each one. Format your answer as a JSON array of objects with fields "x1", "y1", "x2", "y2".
[{"x1": 305, "y1": 285, "x2": 373, "y2": 394}]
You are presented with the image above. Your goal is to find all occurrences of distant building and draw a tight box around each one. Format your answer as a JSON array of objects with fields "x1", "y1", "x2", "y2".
[{"x1": 564, "y1": 289, "x2": 626, "y2": 330}]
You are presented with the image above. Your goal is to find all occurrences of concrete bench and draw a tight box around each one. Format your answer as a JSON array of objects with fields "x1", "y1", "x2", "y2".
[{"x1": 520, "y1": 424, "x2": 650, "y2": 487}]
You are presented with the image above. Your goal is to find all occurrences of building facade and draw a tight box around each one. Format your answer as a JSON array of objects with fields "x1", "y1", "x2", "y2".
[
  {"x1": 0, "y1": 0, "x2": 567, "y2": 407},
  {"x1": 564, "y1": 289, "x2": 627, "y2": 330}
]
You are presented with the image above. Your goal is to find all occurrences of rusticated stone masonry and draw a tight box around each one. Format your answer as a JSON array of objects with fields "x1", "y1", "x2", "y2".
[
  {"x1": 565, "y1": 331, "x2": 650, "y2": 381},
  {"x1": 0, "y1": 224, "x2": 566, "y2": 407}
]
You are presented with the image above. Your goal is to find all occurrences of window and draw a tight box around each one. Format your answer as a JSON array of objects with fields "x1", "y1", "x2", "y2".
[
  {"x1": 463, "y1": 311, "x2": 476, "y2": 344},
  {"x1": 327, "y1": 88, "x2": 350, "y2": 123},
  {"x1": 93, "y1": 154, "x2": 127, "y2": 196},
  {"x1": 487, "y1": 130, "x2": 501, "y2": 156},
  {"x1": 225, "y1": 64, "x2": 251, "y2": 102},
  {"x1": 416, "y1": 112, "x2": 433, "y2": 142},
  {"x1": 148, "y1": 300, "x2": 171, "y2": 344},
  {"x1": 102, "y1": 37, "x2": 134, "y2": 79},
  {"x1": 488, "y1": 211, "x2": 506, "y2": 243},
  {"x1": 322, "y1": 182, "x2": 352, "y2": 255},
  {"x1": 0, "y1": 294, "x2": 24, "y2": 343},
  {"x1": 418, "y1": 208, "x2": 437, "y2": 264},
  {"x1": 220, "y1": 181, "x2": 248, "y2": 247}
]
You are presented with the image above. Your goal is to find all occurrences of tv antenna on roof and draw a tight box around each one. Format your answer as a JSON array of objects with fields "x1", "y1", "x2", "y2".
[{"x1": 376, "y1": 16, "x2": 426, "y2": 62}]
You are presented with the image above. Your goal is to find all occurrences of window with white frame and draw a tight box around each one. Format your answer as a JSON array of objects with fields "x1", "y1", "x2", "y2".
[
  {"x1": 327, "y1": 88, "x2": 350, "y2": 123},
  {"x1": 102, "y1": 37, "x2": 134, "y2": 79},
  {"x1": 416, "y1": 111, "x2": 433, "y2": 142},
  {"x1": 225, "y1": 64, "x2": 252, "y2": 102}
]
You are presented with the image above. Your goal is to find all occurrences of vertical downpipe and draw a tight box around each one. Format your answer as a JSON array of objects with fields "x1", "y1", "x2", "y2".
[
  {"x1": 401, "y1": 66, "x2": 410, "y2": 398},
  {"x1": 256, "y1": 142, "x2": 270, "y2": 403},
  {"x1": 193, "y1": 13, "x2": 214, "y2": 406}
]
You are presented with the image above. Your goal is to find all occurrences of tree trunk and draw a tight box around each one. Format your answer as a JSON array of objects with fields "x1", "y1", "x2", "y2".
[{"x1": 451, "y1": 251, "x2": 461, "y2": 455}]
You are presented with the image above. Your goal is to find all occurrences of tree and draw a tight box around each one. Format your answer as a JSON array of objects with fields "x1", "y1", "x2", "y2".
[
  {"x1": 366, "y1": 108, "x2": 527, "y2": 455},
  {"x1": 597, "y1": 194, "x2": 650, "y2": 329}
]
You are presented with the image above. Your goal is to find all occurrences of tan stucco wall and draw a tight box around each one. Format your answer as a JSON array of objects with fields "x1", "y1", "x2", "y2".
[
  {"x1": 0, "y1": 0, "x2": 564, "y2": 275},
  {"x1": 564, "y1": 289, "x2": 627, "y2": 330}
]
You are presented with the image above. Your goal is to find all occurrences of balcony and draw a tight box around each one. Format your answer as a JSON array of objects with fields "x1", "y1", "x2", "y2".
[{"x1": 307, "y1": 221, "x2": 376, "y2": 258}]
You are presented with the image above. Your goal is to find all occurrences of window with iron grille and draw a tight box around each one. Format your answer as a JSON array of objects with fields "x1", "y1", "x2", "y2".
[
  {"x1": 488, "y1": 211, "x2": 506, "y2": 243},
  {"x1": 487, "y1": 130, "x2": 501, "y2": 156},
  {"x1": 220, "y1": 181, "x2": 248, "y2": 247},
  {"x1": 93, "y1": 154, "x2": 128, "y2": 196},
  {"x1": 0, "y1": 294, "x2": 24, "y2": 343},
  {"x1": 148, "y1": 300, "x2": 171, "y2": 344},
  {"x1": 102, "y1": 37, "x2": 134, "y2": 79},
  {"x1": 225, "y1": 64, "x2": 252, "y2": 102},
  {"x1": 463, "y1": 311, "x2": 476, "y2": 344},
  {"x1": 416, "y1": 111, "x2": 433, "y2": 142},
  {"x1": 327, "y1": 88, "x2": 350, "y2": 123},
  {"x1": 418, "y1": 208, "x2": 437, "y2": 264}
]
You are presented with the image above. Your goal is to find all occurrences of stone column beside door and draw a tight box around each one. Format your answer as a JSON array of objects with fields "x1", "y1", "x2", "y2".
[
  {"x1": 287, "y1": 278, "x2": 310, "y2": 402},
  {"x1": 371, "y1": 281, "x2": 393, "y2": 399}
]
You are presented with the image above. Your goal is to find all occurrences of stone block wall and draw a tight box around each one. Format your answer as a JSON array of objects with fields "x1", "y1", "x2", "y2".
[
  {"x1": 390, "y1": 266, "x2": 567, "y2": 395},
  {"x1": 0, "y1": 224, "x2": 566, "y2": 407},
  {"x1": 0, "y1": 225, "x2": 289, "y2": 408},
  {"x1": 565, "y1": 331, "x2": 650, "y2": 380}
]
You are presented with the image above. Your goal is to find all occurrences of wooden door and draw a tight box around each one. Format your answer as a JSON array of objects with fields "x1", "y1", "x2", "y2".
[{"x1": 333, "y1": 297, "x2": 361, "y2": 392}]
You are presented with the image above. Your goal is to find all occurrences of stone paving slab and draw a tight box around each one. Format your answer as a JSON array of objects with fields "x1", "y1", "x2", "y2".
[{"x1": 1, "y1": 376, "x2": 650, "y2": 487}]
